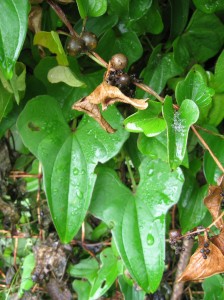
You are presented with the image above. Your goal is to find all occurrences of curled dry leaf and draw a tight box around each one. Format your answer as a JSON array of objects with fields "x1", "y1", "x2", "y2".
[
  {"x1": 73, "y1": 98, "x2": 115, "y2": 133},
  {"x1": 204, "y1": 177, "x2": 224, "y2": 229},
  {"x1": 28, "y1": 5, "x2": 42, "y2": 33},
  {"x1": 211, "y1": 228, "x2": 224, "y2": 255},
  {"x1": 177, "y1": 236, "x2": 224, "y2": 282},
  {"x1": 73, "y1": 81, "x2": 148, "y2": 132}
]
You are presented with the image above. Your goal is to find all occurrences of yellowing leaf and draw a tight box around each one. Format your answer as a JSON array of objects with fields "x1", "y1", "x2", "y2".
[{"x1": 47, "y1": 66, "x2": 85, "y2": 87}]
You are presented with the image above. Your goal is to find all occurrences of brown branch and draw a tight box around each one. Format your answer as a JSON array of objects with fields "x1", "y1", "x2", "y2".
[
  {"x1": 134, "y1": 82, "x2": 164, "y2": 102},
  {"x1": 171, "y1": 238, "x2": 194, "y2": 300},
  {"x1": 191, "y1": 125, "x2": 224, "y2": 173}
]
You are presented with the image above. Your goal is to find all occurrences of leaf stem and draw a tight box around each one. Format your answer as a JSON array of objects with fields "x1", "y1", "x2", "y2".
[
  {"x1": 191, "y1": 125, "x2": 224, "y2": 173},
  {"x1": 194, "y1": 125, "x2": 224, "y2": 139},
  {"x1": 134, "y1": 82, "x2": 164, "y2": 102},
  {"x1": 208, "y1": 211, "x2": 224, "y2": 229},
  {"x1": 125, "y1": 157, "x2": 137, "y2": 193},
  {"x1": 47, "y1": 0, "x2": 79, "y2": 37}
]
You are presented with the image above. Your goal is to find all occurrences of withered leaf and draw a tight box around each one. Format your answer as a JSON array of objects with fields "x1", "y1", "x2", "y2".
[
  {"x1": 72, "y1": 81, "x2": 148, "y2": 133},
  {"x1": 204, "y1": 181, "x2": 224, "y2": 229},
  {"x1": 74, "y1": 81, "x2": 148, "y2": 111},
  {"x1": 73, "y1": 98, "x2": 115, "y2": 133},
  {"x1": 28, "y1": 5, "x2": 42, "y2": 33},
  {"x1": 177, "y1": 236, "x2": 224, "y2": 282},
  {"x1": 211, "y1": 228, "x2": 224, "y2": 255}
]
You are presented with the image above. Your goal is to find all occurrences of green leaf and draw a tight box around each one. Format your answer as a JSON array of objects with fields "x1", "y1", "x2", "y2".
[
  {"x1": 173, "y1": 10, "x2": 224, "y2": 65},
  {"x1": 72, "y1": 280, "x2": 91, "y2": 300},
  {"x1": 0, "y1": 0, "x2": 29, "y2": 79},
  {"x1": 178, "y1": 172, "x2": 208, "y2": 233},
  {"x1": 202, "y1": 132, "x2": 224, "y2": 184},
  {"x1": 203, "y1": 275, "x2": 224, "y2": 300},
  {"x1": 69, "y1": 257, "x2": 99, "y2": 283},
  {"x1": 210, "y1": 50, "x2": 224, "y2": 93},
  {"x1": 169, "y1": 0, "x2": 189, "y2": 40},
  {"x1": 137, "y1": 132, "x2": 167, "y2": 161},
  {"x1": 97, "y1": 29, "x2": 143, "y2": 67},
  {"x1": 163, "y1": 96, "x2": 199, "y2": 169},
  {"x1": 129, "y1": 0, "x2": 152, "y2": 20},
  {"x1": 17, "y1": 96, "x2": 129, "y2": 242},
  {"x1": 90, "y1": 159, "x2": 184, "y2": 293},
  {"x1": 89, "y1": 248, "x2": 120, "y2": 299},
  {"x1": 0, "y1": 80, "x2": 13, "y2": 122},
  {"x1": 33, "y1": 31, "x2": 68, "y2": 66},
  {"x1": 18, "y1": 253, "x2": 35, "y2": 297},
  {"x1": 47, "y1": 66, "x2": 85, "y2": 87},
  {"x1": 193, "y1": 0, "x2": 224, "y2": 13},
  {"x1": 137, "y1": 46, "x2": 183, "y2": 99},
  {"x1": 108, "y1": 0, "x2": 129, "y2": 17},
  {"x1": 76, "y1": 0, "x2": 107, "y2": 18},
  {"x1": 208, "y1": 94, "x2": 224, "y2": 126},
  {"x1": 119, "y1": 276, "x2": 146, "y2": 300},
  {"x1": 124, "y1": 101, "x2": 166, "y2": 137},
  {"x1": 175, "y1": 67, "x2": 214, "y2": 122}
]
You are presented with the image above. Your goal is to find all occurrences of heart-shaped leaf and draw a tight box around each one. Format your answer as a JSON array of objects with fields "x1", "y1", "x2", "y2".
[
  {"x1": 17, "y1": 95, "x2": 129, "y2": 242},
  {"x1": 163, "y1": 96, "x2": 199, "y2": 169},
  {"x1": 0, "y1": 0, "x2": 28, "y2": 79},
  {"x1": 123, "y1": 101, "x2": 166, "y2": 137},
  {"x1": 175, "y1": 67, "x2": 214, "y2": 122},
  {"x1": 90, "y1": 159, "x2": 184, "y2": 293}
]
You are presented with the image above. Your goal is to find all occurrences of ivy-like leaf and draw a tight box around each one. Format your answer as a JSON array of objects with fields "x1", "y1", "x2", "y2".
[
  {"x1": 163, "y1": 96, "x2": 199, "y2": 169},
  {"x1": 193, "y1": 0, "x2": 224, "y2": 14},
  {"x1": 0, "y1": 80, "x2": 13, "y2": 122},
  {"x1": 76, "y1": 0, "x2": 107, "y2": 18},
  {"x1": 47, "y1": 66, "x2": 85, "y2": 87},
  {"x1": 203, "y1": 275, "x2": 224, "y2": 300},
  {"x1": 34, "y1": 31, "x2": 68, "y2": 66},
  {"x1": 90, "y1": 159, "x2": 184, "y2": 293},
  {"x1": 0, "y1": 0, "x2": 28, "y2": 79},
  {"x1": 210, "y1": 50, "x2": 224, "y2": 93},
  {"x1": 18, "y1": 253, "x2": 35, "y2": 298},
  {"x1": 17, "y1": 96, "x2": 129, "y2": 242},
  {"x1": 176, "y1": 67, "x2": 214, "y2": 122},
  {"x1": 123, "y1": 101, "x2": 166, "y2": 137}
]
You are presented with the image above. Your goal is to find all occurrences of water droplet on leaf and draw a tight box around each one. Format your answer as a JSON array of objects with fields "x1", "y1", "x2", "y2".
[
  {"x1": 147, "y1": 233, "x2": 154, "y2": 246},
  {"x1": 73, "y1": 168, "x2": 79, "y2": 175},
  {"x1": 76, "y1": 190, "x2": 83, "y2": 199}
]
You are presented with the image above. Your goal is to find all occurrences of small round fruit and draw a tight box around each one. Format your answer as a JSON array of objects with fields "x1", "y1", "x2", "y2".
[
  {"x1": 66, "y1": 37, "x2": 85, "y2": 56},
  {"x1": 117, "y1": 73, "x2": 131, "y2": 86},
  {"x1": 110, "y1": 53, "x2": 128, "y2": 70},
  {"x1": 81, "y1": 31, "x2": 98, "y2": 51}
]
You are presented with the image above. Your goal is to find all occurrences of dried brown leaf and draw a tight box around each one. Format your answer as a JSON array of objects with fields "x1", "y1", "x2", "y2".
[
  {"x1": 204, "y1": 182, "x2": 224, "y2": 229},
  {"x1": 28, "y1": 5, "x2": 42, "y2": 33},
  {"x1": 77, "y1": 81, "x2": 148, "y2": 110},
  {"x1": 73, "y1": 98, "x2": 115, "y2": 133},
  {"x1": 211, "y1": 229, "x2": 224, "y2": 255},
  {"x1": 177, "y1": 236, "x2": 224, "y2": 282}
]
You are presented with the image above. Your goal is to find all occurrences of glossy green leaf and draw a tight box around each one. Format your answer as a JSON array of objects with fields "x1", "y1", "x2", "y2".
[
  {"x1": 33, "y1": 31, "x2": 68, "y2": 66},
  {"x1": 137, "y1": 46, "x2": 183, "y2": 99},
  {"x1": 193, "y1": 0, "x2": 224, "y2": 13},
  {"x1": 173, "y1": 10, "x2": 224, "y2": 65},
  {"x1": 124, "y1": 101, "x2": 166, "y2": 137},
  {"x1": 76, "y1": 0, "x2": 107, "y2": 18},
  {"x1": 163, "y1": 96, "x2": 199, "y2": 169},
  {"x1": 17, "y1": 96, "x2": 129, "y2": 242},
  {"x1": 90, "y1": 248, "x2": 120, "y2": 299},
  {"x1": 90, "y1": 159, "x2": 184, "y2": 293},
  {"x1": 137, "y1": 132, "x2": 167, "y2": 161},
  {"x1": 119, "y1": 276, "x2": 146, "y2": 300},
  {"x1": 18, "y1": 253, "x2": 35, "y2": 297},
  {"x1": 0, "y1": 80, "x2": 13, "y2": 122},
  {"x1": 178, "y1": 172, "x2": 208, "y2": 233},
  {"x1": 72, "y1": 280, "x2": 91, "y2": 300},
  {"x1": 210, "y1": 50, "x2": 224, "y2": 93},
  {"x1": 208, "y1": 94, "x2": 224, "y2": 126},
  {"x1": 69, "y1": 257, "x2": 99, "y2": 283},
  {"x1": 176, "y1": 67, "x2": 214, "y2": 122},
  {"x1": 47, "y1": 66, "x2": 85, "y2": 87},
  {"x1": 202, "y1": 133, "x2": 224, "y2": 184},
  {"x1": 129, "y1": 0, "x2": 152, "y2": 20},
  {"x1": 97, "y1": 29, "x2": 143, "y2": 67},
  {"x1": 203, "y1": 275, "x2": 224, "y2": 300},
  {"x1": 169, "y1": 0, "x2": 189, "y2": 40},
  {"x1": 108, "y1": 0, "x2": 129, "y2": 16},
  {"x1": 0, "y1": 0, "x2": 29, "y2": 79}
]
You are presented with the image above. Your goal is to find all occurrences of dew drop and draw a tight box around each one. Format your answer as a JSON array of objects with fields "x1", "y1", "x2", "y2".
[
  {"x1": 148, "y1": 169, "x2": 154, "y2": 176},
  {"x1": 147, "y1": 233, "x2": 154, "y2": 246},
  {"x1": 73, "y1": 168, "x2": 79, "y2": 175},
  {"x1": 76, "y1": 190, "x2": 83, "y2": 199}
]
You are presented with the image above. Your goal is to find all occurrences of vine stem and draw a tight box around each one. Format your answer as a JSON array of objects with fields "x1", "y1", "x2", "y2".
[
  {"x1": 134, "y1": 82, "x2": 164, "y2": 103},
  {"x1": 125, "y1": 157, "x2": 137, "y2": 193},
  {"x1": 208, "y1": 211, "x2": 224, "y2": 229},
  {"x1": 191, "y1": 125, "x2": 224, "y2": 173}
]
